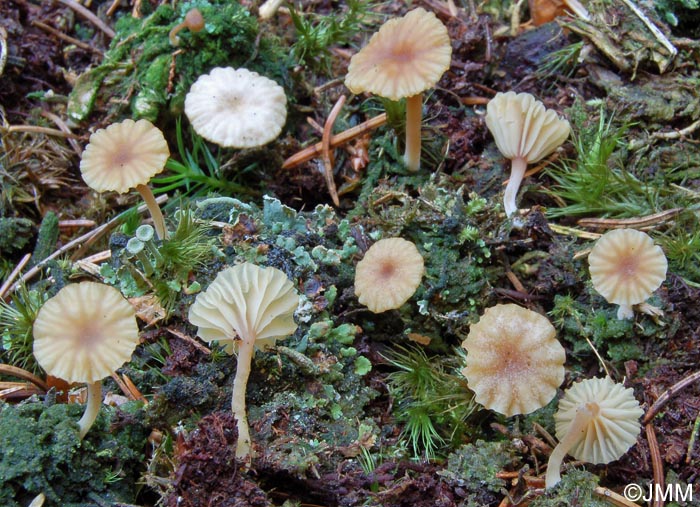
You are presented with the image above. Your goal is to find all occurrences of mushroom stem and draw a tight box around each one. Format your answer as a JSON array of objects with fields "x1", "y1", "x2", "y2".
[
  {"x1": 78, "y1": 380, "x2": 102, "y2": 439},
  {"x1": 259, "y1": 0, "x2": 285, "y2": 19},
  {"x1": 135, "y1": 184, "x2": 168, "y2": 241},
  {"x1": 404, "y1": 93, "x2": 423, "y2": 172},
  {"x1": 503, "y1": 156, "x2": 528, "y2": 217},
  {"x1": 545, "y1": 401, "x2": 598, "y2": 488},
  {"x1": 168, "y1": 8, "x2": 205, "y2": 46},
  {"x1": 617, "y1": 303, "x2": 634, "y2": 320},
  {"x1": 231, "y1": 337, "x2": 256, "y2": 460}
]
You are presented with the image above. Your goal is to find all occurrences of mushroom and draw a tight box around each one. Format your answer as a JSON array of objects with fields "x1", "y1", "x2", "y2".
[
  {"x1": 545, "y1": 376, "x2": 643, "y2": 488},
  {"x1": 588, "y1": 228, "x2": 667, "y2": 320},
  {"x1": 354, "y1": 237, "x2": 425, "y2": 313},
  {"x1": 188, "y1": 263, "x2": 299, "y2": 459},
  {"x1": 461, "y1": 304, "x2": 566, "y2": 417},
  {"x1": 485, "y1": 91, "x2": 570, "y2": 218},
  {"x1": 344, "y1": 8, "x2": 452, "y2": 172},
  {"x1": 32, "y1": 282, "x2": 139, "y2": 439},
  {"x1": 168, "y1": 8, "x2": 205, "y2": 46},
  {"x1": 80, "y1": 119, "x2": 170, "y2": 240},
  {"x1": 259, "y1": 0, "x2": 284, "y2": 19},
  {"x1": 184, "y1": 67, "x2": 287, "y2": 149}
]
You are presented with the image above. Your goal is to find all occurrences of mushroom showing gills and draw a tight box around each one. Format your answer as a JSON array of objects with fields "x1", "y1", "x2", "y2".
[
  {"x1": 588, "y1": 228, "x2": 667, "y2": 320},
  {"x1": 485, "y1": 91, "x2": 570, "y2": 218},
  {"x1": 345, "y1": 8, "x2": 452, "y2": 172},
  {"x1": 546, "y1": 377, "x2": 643, "y2": 488},
  {"x1": 80, "y1": 119, "x2": 170, "y2": 240},
  {"x1": 185, "y1": 67, "x2": 287, "y2": 149},
  {"x1": 461, "y1": 304, "x2": 566, "y2": 416},
  {"x1": 354, "y1": 237, "x2": 425, "y2": 313},
  {"x1": 188, "y1": 263, "x2": 299, "y2": 459},
  {"x1": 33, "y1": 282, "x2": 139, "y2": 439},
  {"x1": 168, "y1": 8, "x2": 205, "y2": 46}
]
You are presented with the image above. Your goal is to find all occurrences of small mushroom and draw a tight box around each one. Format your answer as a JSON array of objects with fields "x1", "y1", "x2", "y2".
[
  {"x1": 588, "y1": 228, "x2": 667, "y2": 320},
  {"x1": 184, "y1": 67, "x2": 287, "y2": 149},
  {"x1": 168, "y1": 8, "x2": 205, "y2": 46},
  {"x1": 80, "y1": 119, "x2": 170, "y2": 240},
  {"x1": 188, "y1": 263, "x2": 299, "y2": 459},
  {"x1": 485, "y1": 91, "x2": 570, "y2": 218},
  {"x1": 33, "y1": 282, "x2": 139, "y2": 439},
  {"x1": 461, "y1": 304, "x2": 566, "y2": 417},
  {"x1": 545, "y1": 376, "x2": 643, "y2": 488},
  {"x1": 345, "y1": 8, "x2": 452, "y2": 172},
  {"x1": 354, "y1": 237, "x2": 425, "y2": 313}
]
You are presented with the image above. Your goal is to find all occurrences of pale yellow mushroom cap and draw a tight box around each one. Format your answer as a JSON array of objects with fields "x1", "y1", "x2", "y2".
[
  {"x1": 79, "y1": 119, "x2": 170, "y2": 193},
  {"x1": 485, "y1": 91, "x2": 570, "y2": 163},
  {"x1": 555, "y1": 377, "x2": 643, "y2": 464},
  {"x1": 461, "y1": 304, "x2": 566, "y2": 417},
  {"x1": 188, "y1": 263, "x2": 299, "y2": 352},
  {"x1": 33, "y1": 282, "x2": 140, "y2": 384},
  {"x1": 588, "y1": 228, "x2": 667, "y2": 307},
  {"x1": 184, "y1": 67, "x2": 287, "y2": 148},
  {"x1": 345, "y1": 8, "x2": 452, "y2": 101},
  {"x1": 354, "y1": 237, "x2": 425, "y2": 313}
]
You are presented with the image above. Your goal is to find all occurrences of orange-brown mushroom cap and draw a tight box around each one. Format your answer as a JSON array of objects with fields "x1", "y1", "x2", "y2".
[
  {"x1": 461, "y1": 304, "x2": 566, "y2": 417},
  {"x1": 354, "y1": 237, "x2": 425, "y2": 313},
  {"x1": 33, "y1": 282, "x2": 140, "y2": 384},
  {"x1": 345, "y1": 8, "x2": 452, "y2": 101},
  {"x1": 79, "y1": 119, "x2": 170, "y2": 193}
]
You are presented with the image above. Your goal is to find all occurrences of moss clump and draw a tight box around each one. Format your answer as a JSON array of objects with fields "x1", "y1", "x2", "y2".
[
  {"x1": 0, "y1": 400, "x2": 149, "y2": 507},
  {"x1": 530, "y1": 469, "x2": 608, "y2": 506}
]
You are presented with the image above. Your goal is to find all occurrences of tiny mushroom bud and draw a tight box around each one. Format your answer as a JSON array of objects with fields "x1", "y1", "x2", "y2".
[
  {"x1": 354, "y1": 237, "x2": 425, "y2": 313},
  {"x1": 184, "y1": 67, "x2": 287, "y2": 149},
  {"x1": 169, "y1": 8, "x2": 205, "y2": 46},
  {"x1": 345, "y1": 8, "x2": 452, "y2": 171},
  {"x1": 80, "y1": 119, "x2": 170, "y2": 240},
  {"x1": 188, "y1": 263, "x2": 299, "y2": 460},
  {"x1": 546, "y1": 377, "x2": 643, "y2": 488},
  {"x1": 588, "y1": 228, "x2": 667, "y2": 320},
  {"x1": 485, "y1": 91, "x2": 570, "y2": 218},
  {"x1": 33, "y1": 282, "x2": 139, "y2": 439},
  {"x1": 461, "y1": 304, "x2": 566, "y2": 417}
]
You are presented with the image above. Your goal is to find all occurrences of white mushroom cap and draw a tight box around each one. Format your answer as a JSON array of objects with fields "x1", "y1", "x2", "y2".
[
  {"x1": 80, "y1": 119, "x2": 170, "y2": 193},
  {"x1": 555, "y1": 377, "x2": 643, "y2": 464},
  {"x1": 345, "y1": 8, "x2": 452, "y2": 101},
  {"x1": 354, "y1": 237, "x2": 425, "y2": 313},
  {"x1": 188, "y1": 263, "x2": 299, "y2": 352},
  {"x1": 461, "y1": 304, "x2": 566, "y2": 416},
  {"x1": 33, "y1": 282, "x2": 140, "y2": 384},
  {"x1": 588, "y1": 228, "x2": 667, "y2": 307},
  {"x1": 184, "y1": 67, "x2": 287, "y2": 148},
  {"x1": 485, "y1": 91, "x2": 570, "y2": 163}
]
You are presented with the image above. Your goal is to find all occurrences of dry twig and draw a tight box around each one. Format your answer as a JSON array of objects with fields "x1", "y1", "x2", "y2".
[
  {"x1": 321, "y1": 95, "x2": 346, "y2": 207},
  {"x1": 643, "y1": 370, "x2": 700, "y2": 424},
  {"x1": 56, "y1": 0, "x2": 116, "y2": 38}
]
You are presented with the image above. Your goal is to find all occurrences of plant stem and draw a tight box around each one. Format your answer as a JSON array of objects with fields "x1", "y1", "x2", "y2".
[
  {"x1": 231, "y1": 337, "x2": 256, "y2": 460},
  {"x1": 404, "y1": 94, "x2": 423, "y2": 172},
  {"x1": 504, "y1": 156, "x2": 528, "y2": 217},
  {"x1": 136, "y1": 184, "x2": 168, "y2": 240},
  {"x1": 78, "y1": 380, "x2": 102, "y2": 439},
  {"x1": 545, "y1": 402, "x2": 597, "y2": 488}
]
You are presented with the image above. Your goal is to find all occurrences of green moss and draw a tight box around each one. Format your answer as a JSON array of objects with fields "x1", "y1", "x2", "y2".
[
  {"x1": 0, "y1": 216, "x2": 33, "y2": 256},
  {"x1": 530, "y1": 469, "x2": 608, "y2": 506}
]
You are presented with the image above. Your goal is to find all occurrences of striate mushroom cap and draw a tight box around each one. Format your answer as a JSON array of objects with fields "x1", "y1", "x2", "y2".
[
  {"x1": 485, "y1": 91, "x2": 570, "y2": 163},
  {"x1": 184, "y1": 67, "x2": 287, "y2": 149},
  {"x1": 345, "y1": 8, "x2": 452, "y2": 101},
  {"x1": 80, "y1": 119, "x2": 170, "y2": 193},
  {"x1": 354, "y1": 237, "x2": 425, "y2": 313},
  {"x1": 555, "y1": 376, "x2": 643, "y2": 464},
  {"x1": 461, "y1": 304, "x2": 566, "y2": 417},
  {"x1": 588, "y1": 228, "x2": 667, "y2": 307},
  {"x1": 188, "y1": 263, "x2": 299, "y2": 352},
  {"x1": 33, "y1": 282, "x2": 140, "y2": 384}
]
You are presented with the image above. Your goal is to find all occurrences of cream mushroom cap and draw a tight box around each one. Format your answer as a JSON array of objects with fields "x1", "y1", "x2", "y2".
[
  {"x1": 33, "y1": 282, "x2": 140, "y2": 384},
  {"x1": 188, "y1": 263, "x2": 299, "y2": 351},
  {"x1": 345, "y1": 8, "x2": 452, "y2": 101},
  {"x1": 555, "y1": 377, "x2": 643, "y2": 464},
  {"x1": 354, "y1": 237, "x2": 425, "y2": 313},
  {"x1": 461, "y1": 304, "x2": 566, "y2": 417},
  {"x1": 184, "y1": 67, "x2": 287, "y2": 148}
]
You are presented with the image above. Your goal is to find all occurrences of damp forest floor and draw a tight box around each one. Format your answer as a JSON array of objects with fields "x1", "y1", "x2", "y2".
[{"x1": 1, "y1": 0, "x2": 700, "y2": 506}]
